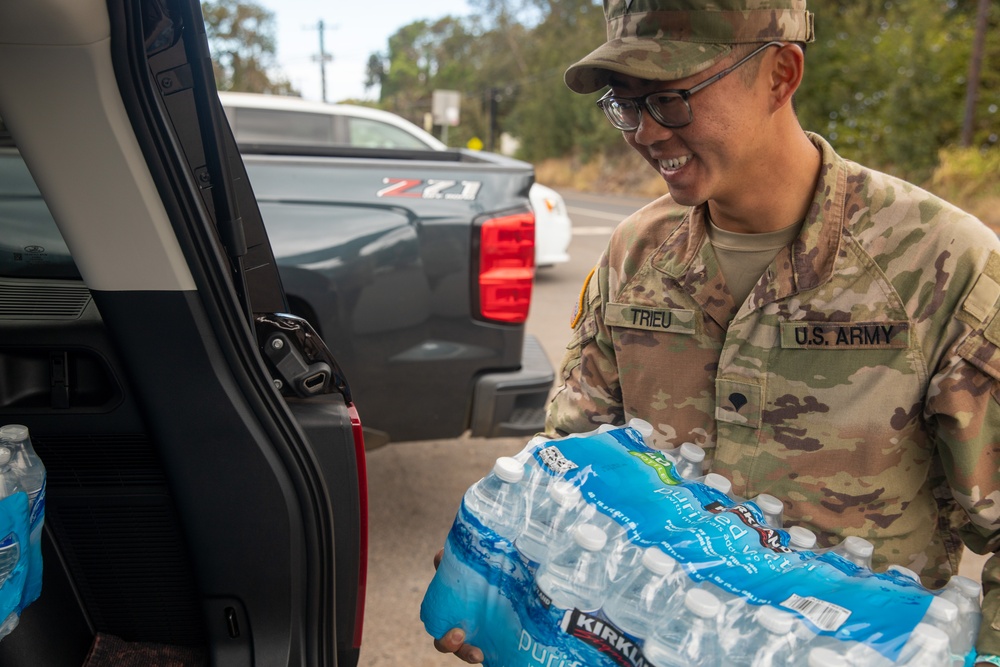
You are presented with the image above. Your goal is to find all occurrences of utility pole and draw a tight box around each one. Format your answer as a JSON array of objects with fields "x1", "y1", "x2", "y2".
[
  {"x1": 312, "y1": 20, "x2": 334, "y2": 103},
  {"x1": 487, "y1": 88, "x2": 500, "y2": 152},
  {"x1": 961, "y1": 0, "x2": 991, "y2": 147}
]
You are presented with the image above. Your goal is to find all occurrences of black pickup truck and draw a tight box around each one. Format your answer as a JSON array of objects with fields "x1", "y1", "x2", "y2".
[{"x1": 240, "y1": 147, "x2": 555, "y2": 446}]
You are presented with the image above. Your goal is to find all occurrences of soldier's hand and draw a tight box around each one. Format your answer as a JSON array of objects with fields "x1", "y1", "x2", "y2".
[
  {"x1": 431, "y1": 548, "x2": 484, "y2": 664},
  {"x1": 433, "y1": 628, "x2": 484, "y2": 664}
]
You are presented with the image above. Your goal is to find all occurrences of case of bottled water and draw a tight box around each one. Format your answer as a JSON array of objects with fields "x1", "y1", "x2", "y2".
[
  {"x1": 420, "y1": 424, "x2": 984, "y2": 667},
  {"x1": 0, "y1": 424, "x2": 46, "y2": 643}
]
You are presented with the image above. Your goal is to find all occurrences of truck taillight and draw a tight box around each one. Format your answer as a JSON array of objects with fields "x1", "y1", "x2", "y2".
[{"x1": 478, "y1": 212, "x2": 535, "y2": 323}]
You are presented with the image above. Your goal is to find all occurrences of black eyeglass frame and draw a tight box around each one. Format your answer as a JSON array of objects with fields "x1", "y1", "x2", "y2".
[{"x1": 596, "y1": 41, "x2": 785, "y2": 131}]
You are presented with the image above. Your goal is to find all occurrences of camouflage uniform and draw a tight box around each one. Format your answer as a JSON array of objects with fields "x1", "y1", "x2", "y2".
[{"x1": 545, "y1": 133, "x2": 1000, "y2": 654}]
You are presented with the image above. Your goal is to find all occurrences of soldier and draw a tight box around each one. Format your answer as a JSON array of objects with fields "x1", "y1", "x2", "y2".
[{"x1": 435, "y1": 0, "x2": 1000, "y2": 663}]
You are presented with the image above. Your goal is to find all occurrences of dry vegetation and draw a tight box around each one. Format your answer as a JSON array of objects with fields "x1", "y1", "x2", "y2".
[{"x1": 534, "y1": 150, "x2": 1000, "y2": 235}]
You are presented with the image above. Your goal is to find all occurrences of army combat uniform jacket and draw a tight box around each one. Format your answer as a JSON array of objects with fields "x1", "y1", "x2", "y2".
[{"x1": 545, "y1": 134, "x2": 1000, "y2": 654}]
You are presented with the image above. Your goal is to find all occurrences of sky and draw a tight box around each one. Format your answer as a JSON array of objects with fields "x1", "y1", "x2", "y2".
[{"x1": 255, "y1": 0, "x2": 473, "y2": 103}]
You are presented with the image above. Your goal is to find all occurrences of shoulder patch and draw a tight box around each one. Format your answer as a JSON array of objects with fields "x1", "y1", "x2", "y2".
[
  {"x1": 570, "y1": 266, "x2": 596, "y2": 329},
  {"x1": 957, "y1": 252, "x2": 1000, "y2": 380},
  {"x1": 962, "y1": 252, "x2": 1000, "y2": 324}
]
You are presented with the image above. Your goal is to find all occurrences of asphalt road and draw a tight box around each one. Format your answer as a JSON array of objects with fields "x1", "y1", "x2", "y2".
[
  {"x1": 357, "y1": 189, "x2": 651, "y2": 667},
  {"x1": 356, "y1": 189, "x2": 989, "y2": 666}
]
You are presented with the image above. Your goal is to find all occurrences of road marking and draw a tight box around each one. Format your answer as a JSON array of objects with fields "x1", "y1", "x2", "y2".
[
  {"x1": 566, "y1": 206, "x2": 628, "y2": 222},
  {"x1": 573, "y1": 226, "x2": 616, "y2": 236}
]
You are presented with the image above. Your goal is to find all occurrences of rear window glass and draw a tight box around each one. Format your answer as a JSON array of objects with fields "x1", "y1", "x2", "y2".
[
  {"x1": 231, "y1": 108, "x2": 336, "y2": 145},
  {"x1": 347, "y1": 118, "x2": 432, "y2": 150},
  {"x1": 0, "y1": 145, "x2": 79, "y2": 280}
]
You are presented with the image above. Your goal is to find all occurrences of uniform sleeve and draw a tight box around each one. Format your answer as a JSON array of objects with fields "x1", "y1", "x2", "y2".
[
  {"x1": 543, "y1": 259, "x2": 624, "y2": 438},
  {"x1": 927, "y1": 282, "x2": 1000, "y2": 656}
]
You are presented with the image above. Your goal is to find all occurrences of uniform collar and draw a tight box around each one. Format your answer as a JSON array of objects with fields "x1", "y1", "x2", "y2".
[{"x1": 652, "y1": 132, "x2": 845, "y2": 324}]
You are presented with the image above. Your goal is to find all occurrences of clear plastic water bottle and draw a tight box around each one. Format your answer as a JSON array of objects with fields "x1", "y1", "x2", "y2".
[
  {"x1": 514, "y1": 435, "x2": 549, "y2": 485},
  {"x1": 803, "y1": 640, "x2": 892, "y2": 667},
  {"x1": 743, "y1": 605, "x2": 799, "y2": 666},
  {"x1": 844, "y1": 641, "x2": 895, "y2": 667},
  {"x1": 674, "y1": 442, "x2": 705, "y2": 479},
  {"x1": 940, "y1": 575, "x2": 982, "y2": 607},
  {"x1": 807, "y1": 646, "x2": 850, "y2": 667},
  {"x1": 703, "y1": 472, "x2": 732, "y2": 496},
  {"x1": 606, "y1": 534, "x2": 643, "y2": 584},
  {"x1": 937, "y1": 576, "x2": 982, "y2": 665},
  {"x1": 0, "y1": 425, "x2": 44, "y2": 518},
  {"x1": 0, "y1": 447, "x2": 23, "y2": 590},
  {"x1": 708, "y1": 582, "x2": 756, "y2": 658},
  {"x1": 919, "y1": 596, "x2": 959, "y2": 659},
  {"x1": 832, "y1": 536, "x2": 874, "y2": 569},
  {"x1": 535, "y1": 522, "x2": 609, "y2": 612},
  {"x1": 751, "y1": 493, "x2": 784, "y2": 529},
  {"x1": 0, "y1": 447, "x2": 22, "y2": 499},
  {"x1": 644, "y1": 588, "x2": 722, "y2": 667},
  {"x1": 788, "y1": 525, "x2": 817, "y2": 550},
  {"x1": 0, "y1": 424, "x2": 44, "y2": 603},
  {"x1": 515, "y1": 479, "x2": 584, "y2": 564},
  {"x1": 896, "y1": 623, "x2": 951, "y2": 666},
  {"x1": 572, "y1": 503, "x2": 639, "y2": 582},
  {"x1": 0, "y1": 530, "x2": 19, "y2": 591},
  {"x1": 462, "y1": 456, "x2": 526, "y2": 540},
  {"x1": 627, "y1": 417, "x2": 655, "y2": 444},
  {"x1": 602, "y1": 546, "x2": 685, "y2": 639}
]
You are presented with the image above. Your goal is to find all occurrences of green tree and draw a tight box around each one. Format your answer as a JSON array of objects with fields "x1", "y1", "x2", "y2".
[
  {"x1": 505, "y1": 0, "x2": 617, "y2": 162},
  {"x1": 798, "y1": 0, "x2": 999, "y2": 180},
  {"x1": 367, "y1": 20, "x2": 453, "y2": 128},
  {"x1": 368, "y1": 16, "x2": 495, "y2": 146},
  {"x1": 363, "y1": 0, "x2": 998, "y2": 179},
  {"x1": 367, "y1": 0, "x2": 613, "y2": 153},
  {"x1": 202, "y1": 0, "x2": 297, "y2": 95}
]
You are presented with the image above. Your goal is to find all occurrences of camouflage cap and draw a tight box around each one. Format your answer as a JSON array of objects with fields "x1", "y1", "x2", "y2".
[{"x1": 565, "y1": 0, "x2": 815, "y2": 94}]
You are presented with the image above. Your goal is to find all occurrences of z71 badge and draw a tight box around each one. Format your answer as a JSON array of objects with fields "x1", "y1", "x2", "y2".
[{"x1": 376, "y1": 177, "x2": 482, "y2": 201}]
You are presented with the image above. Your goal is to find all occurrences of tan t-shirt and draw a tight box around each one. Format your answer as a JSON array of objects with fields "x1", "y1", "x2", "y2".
[{"x1": 706, "y1": 219, "x2": 804, "y2": 307}]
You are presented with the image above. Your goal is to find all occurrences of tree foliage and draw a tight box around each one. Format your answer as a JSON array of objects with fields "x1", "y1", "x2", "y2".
[
  {"x1": 202, "y1": 0, "x2": 297, "y2": 95},
  {"x1": 797, "y1": 0, "x2": 999, "y2": 180},
  {"x1": 365, "y1": 0, "x2": 997, "y2": 181}
]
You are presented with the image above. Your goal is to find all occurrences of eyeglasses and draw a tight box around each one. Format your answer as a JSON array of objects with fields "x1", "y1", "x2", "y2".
[{"x1": 596, "y1": 41, "x2": 783, "y2": 131}]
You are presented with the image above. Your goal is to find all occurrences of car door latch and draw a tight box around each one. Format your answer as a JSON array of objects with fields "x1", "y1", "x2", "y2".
[{"x1": 256, "y1": 313, "x2": 352, "y2": 400}]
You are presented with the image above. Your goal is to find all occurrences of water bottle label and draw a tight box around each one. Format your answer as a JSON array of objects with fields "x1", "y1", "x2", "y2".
[
  {"x1": 559, "y1": 609, "x2": 649, "y2": 667},
  {"x1": 27, "y1": 476, "x2": 45, "y2": 528},
  {"x1": 422, "y1": 427, "x2": 937, "y2": 666},
  {"x1": 781, "y1": 593, "x2": 851, "y2": 632},
  {"x1": 535, "y1": 585, "x2": 553, "y2": 609},
  {"x1": 537, "y1": 446, "x2": 578, "y2": 475},
  {"x1": 628, "y1": 451, "x2": 682, "y2": 486},
  {"x1": 656, "y1": 502, "x2": 799, "y2": 603}
]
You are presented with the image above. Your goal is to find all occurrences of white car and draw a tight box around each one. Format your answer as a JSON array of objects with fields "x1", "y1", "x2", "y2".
[{"x1": 218, "y1": 92, "x2": 571, "y2": 267}]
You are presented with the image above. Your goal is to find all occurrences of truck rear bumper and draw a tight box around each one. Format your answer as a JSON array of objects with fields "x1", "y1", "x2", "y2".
[{"x1": 469, "y1": 334, "x2": 554, "y2": 438}]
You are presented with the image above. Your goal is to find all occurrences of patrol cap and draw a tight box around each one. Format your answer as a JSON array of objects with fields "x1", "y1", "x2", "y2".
[{"x1": 565, "y1": 0, "x2": 816, "y2": 94}]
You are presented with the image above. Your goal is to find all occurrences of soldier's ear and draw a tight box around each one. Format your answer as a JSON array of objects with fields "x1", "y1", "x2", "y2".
[{"x1": 768, "y1": 43, "x2": 804, "y2": 112}]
